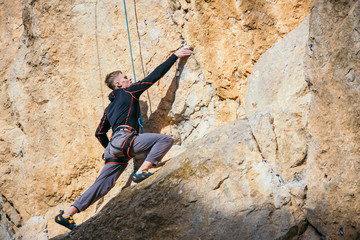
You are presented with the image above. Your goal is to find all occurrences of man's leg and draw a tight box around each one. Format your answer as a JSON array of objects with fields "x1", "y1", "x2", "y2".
[
  {"x1": 56, "y1": 163, "x2": 127, "y2": 229},
  {"x1": 72, "y1": 163, "x2": 127, "y2": 212},
  {"x1": 131, "y1": 133, "x2": 173, "y2": 175}
]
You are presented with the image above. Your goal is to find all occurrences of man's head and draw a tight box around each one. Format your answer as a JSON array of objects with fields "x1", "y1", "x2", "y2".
[{"x1": 105, "y1": 71, "x2": 133, "y2": 90}]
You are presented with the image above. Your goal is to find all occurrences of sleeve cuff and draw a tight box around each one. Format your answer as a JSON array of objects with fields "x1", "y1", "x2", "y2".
[{"x1": 171, "y1": 53, "x2": 178, "y2": 60}]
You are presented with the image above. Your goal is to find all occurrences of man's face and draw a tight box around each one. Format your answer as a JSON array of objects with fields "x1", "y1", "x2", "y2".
[{"x1": 114, "y1": 73, "x2": 133, "y2": 89}]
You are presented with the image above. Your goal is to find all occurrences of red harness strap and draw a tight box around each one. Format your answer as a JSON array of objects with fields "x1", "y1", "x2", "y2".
[
  {"x1": 106, "y1": 125, "x2": 137, "y2": 165},
  {"x1": 105, "y1": 157, "x2": 129, "y2": 165}
]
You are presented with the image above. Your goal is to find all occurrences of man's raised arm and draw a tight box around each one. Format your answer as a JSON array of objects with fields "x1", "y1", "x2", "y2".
[{"x1": 126, "y1": 48, "x2": 193, "y2": 97}]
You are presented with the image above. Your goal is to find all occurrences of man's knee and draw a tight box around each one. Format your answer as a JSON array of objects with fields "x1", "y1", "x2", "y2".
[{"x1": 163, "y1": 135, "x2": 174, "y2": 147}]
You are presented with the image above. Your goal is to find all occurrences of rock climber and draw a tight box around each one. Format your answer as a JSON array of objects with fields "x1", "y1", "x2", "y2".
[{"x1": 55, "y1": 47, "x2": 193, "y2": 230}]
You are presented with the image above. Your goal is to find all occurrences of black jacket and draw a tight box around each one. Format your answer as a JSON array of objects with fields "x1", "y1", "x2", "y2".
[{"x1": 95, "y1": 54, "x2": 178, "y2": 148}]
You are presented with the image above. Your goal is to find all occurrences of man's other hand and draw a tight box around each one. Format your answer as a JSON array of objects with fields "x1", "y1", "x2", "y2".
[{"x1": 175, "y1": 47, "x2": 193, "y2": 58}]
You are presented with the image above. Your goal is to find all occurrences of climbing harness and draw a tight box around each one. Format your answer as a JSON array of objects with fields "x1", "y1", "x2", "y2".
[
  {"x1": 123, "y1": 0, "x2": 144, "y2": 133},
  {"x1": 105, "y1": 125, "x2": 137, "y2": 165}
]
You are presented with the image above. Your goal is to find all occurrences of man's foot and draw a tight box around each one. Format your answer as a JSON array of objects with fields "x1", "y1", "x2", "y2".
[
  {"x1": 133, "y1": 169, "x2": 154, "y2": 183},
  {"x1": 55, "y1": 210, "x2": 77, "y2": 230}
]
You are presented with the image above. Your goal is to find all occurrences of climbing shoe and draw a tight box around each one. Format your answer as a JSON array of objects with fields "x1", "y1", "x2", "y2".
[
  {"x1": 55, "y1": 210, "x2": 77, "y2": 230},
  {"x1": 132, "y1": 169, "x2": 154, "y2": 183}
]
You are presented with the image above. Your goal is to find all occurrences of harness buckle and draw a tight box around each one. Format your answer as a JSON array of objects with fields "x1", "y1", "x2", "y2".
[{"x1": 113, "y1": 125, "x2": 135, "y2": 134}]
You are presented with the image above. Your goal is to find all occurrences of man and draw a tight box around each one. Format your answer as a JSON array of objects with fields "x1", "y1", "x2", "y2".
[{"x1": 55, "y1": 47, "x2": 193, "y2": 230}]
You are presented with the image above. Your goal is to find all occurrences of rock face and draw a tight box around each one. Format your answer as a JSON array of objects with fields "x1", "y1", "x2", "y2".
[
  {"x1": 245, "y1": 16, "x2": 311, "y2": 183},
  {"x1": 0, "y1": 0, "x2": 26, "y2": 238},
  {"x1": 0, "y1": 0, "x2": 312, "y2": 238},
  {"x1": 4, "y1": 0, "x2": 360, "y2": 239},
  {"x1": 53, "y1": 120, "x2": 307, "y2": 240},
  {"x1": 169, "y1": 0, "x2": 313, "y2": 100},
  {"x1": 50, "y1": 0, "x2": 360, "y2": 238},
  {"x1": 305, "y1": 0, "x2": 360, "y2": 238},
  {"x1": 53, "y1": 7, "x2": 313, "y2": 240},
  {"x1": 0, "y1": 194, "x2": 18, "y2": 240}
]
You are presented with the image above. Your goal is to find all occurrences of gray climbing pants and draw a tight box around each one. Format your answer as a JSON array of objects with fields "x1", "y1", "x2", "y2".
[{"x1": 72, "y1": 131, "x2": 173, "y2": 212}]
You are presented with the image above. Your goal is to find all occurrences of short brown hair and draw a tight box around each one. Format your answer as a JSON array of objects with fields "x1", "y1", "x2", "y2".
[{"x1": 105, "y1": 70, "x2": 122, "y2": 90}]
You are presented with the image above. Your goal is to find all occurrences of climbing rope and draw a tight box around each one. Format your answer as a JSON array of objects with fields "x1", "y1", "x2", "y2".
[{"x1": 123, "y1": 0, "x2": 144, "y2": 133}]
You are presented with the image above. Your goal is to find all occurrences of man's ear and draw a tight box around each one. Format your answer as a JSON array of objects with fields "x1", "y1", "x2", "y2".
[{"x1": 114, "y1": 80, "x2": 122, "y2": 89}]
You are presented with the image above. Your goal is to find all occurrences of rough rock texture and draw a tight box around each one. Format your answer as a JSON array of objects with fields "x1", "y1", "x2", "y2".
[
  {"x1": 169, "y1": 0, "x2": 313, "y2": 100},
  {"x1": 52, "y1": 120, "x2": 307, "y2": 240},
  {"x1": 0, "y1": 0, "x2": 312, "y2": 238},
  {"x1": 143, "y1": 0, "x2": 313, "y2": 143},
  {"x1": 245, "y1": 16, "x2": 311, "y2": 183},
  {"x1": 15, "y1": 216, "x2": 49, "y2": 240},
  {"x1": 4, "y1": 0, "x2": 360, "y2": 239},
  {"x1": 0, "y1": 0, "x2": 26, "y2": 238},
  {"x1": 0, "y1": 194, "x2": 18, "y2": 240},
  {"x1": 52, "y1": 10, "x2": 313, "y2": 240},
  {"x1": 50, "y1": 0, "x2": 360, "y2": 238},
  {"x1": 305, "y1": 0, "x2": 360, "y2": 239}
]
